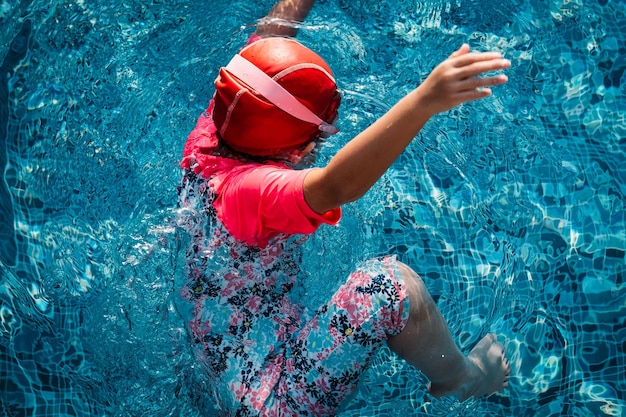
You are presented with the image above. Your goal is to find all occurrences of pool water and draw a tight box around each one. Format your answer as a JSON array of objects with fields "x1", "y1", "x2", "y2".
[{"x1": 1, "y1": 0, "x2": 625, "y2": 415}]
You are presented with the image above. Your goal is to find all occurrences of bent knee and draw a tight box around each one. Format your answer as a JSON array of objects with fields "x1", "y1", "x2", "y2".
[{"x1": 396, "y1": 261, "x2": 437, "y2": 322}]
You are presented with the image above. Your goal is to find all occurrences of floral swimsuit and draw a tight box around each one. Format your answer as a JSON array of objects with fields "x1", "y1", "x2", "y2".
[{"x1": 178, "y1": 171, "x2": 409, "y2": 416}]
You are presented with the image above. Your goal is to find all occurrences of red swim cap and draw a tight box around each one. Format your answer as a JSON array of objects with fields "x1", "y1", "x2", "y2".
[{"x1": 212, "y1": 37, "x2": 341, "y2": 156}]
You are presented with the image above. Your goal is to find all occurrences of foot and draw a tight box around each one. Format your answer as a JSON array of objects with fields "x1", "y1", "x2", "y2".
[{"x1": 428, "y1": 334, "x2": 511, "y2": 401}]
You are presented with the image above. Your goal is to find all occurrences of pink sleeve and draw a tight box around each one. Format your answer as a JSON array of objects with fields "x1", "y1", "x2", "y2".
[{"x1": 212, "y1": 165, "x2": 341, "y2": 247}]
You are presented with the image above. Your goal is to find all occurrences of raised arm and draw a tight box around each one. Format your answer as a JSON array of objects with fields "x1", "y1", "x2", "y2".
[
  {"x1": 303, "y1": 44, "x2": 511, "y2": 214},
  {"x1": 256, "y1": 0, "x2": 316, "y2": 38}
]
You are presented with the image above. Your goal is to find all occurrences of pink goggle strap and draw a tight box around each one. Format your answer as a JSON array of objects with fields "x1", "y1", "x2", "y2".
[{"x1": 223, "y1": 54, "x2": 338, "y2": 135}]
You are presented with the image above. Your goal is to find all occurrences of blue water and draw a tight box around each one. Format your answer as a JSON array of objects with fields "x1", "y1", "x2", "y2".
[{"x1": 1, "y1": 0, "x2": 625, "y2": 416}]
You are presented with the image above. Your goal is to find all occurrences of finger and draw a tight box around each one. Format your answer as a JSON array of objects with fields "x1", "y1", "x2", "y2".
[
  {"x1": 452, "y1": 51, "x2": 505, "y2": 68},
  {"x1": 448, "y1": 43, "x2": 470, "y2": 59},
  {"x1": 454, "y1": 58, "x2": 511, "y2": 80},
  {"x1": 456, "y1": 73, "x2": 508, "y2": 91},
  {"x1": 451, "y1": 73, "x2": 508, "y2": 101},
  {"x1": 452, "y1": 87, "x2": 493, "y2": 103}
]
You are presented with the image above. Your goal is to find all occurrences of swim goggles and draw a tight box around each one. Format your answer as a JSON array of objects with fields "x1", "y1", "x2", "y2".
[{"x1": 224, "y1": 54, "x2": 339, "y2": 135}]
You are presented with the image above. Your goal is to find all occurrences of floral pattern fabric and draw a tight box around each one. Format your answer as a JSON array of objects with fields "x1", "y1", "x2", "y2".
[{"x1": 178, "y1": 172, "x2": 410, "y2": 416}]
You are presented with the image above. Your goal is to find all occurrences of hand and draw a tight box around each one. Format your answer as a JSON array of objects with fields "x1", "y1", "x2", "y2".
[
  {"x1": 256, "y1": 0, "x2": 316, "y2": 37},
  {"x1": 417, "y1": 44, "x2": 510, "y2": 116}
]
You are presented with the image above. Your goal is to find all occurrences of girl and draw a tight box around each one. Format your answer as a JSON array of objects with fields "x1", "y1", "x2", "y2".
[{"x1": 178, "y1": 0, "x2": 511, "y2": 415}]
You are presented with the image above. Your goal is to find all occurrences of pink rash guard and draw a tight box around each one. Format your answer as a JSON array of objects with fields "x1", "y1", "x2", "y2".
[{"x1": 181, "y1": 102, "x2": 341, "y2": 247}]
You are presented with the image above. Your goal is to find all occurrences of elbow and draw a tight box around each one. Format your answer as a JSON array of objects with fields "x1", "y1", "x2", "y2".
[
  {"x1": 324, "y1": 178, "x2": 368, "y2": 207},
  {"x1": 340, "y1": 185, "x2": 367, "y2": 205},
  {"x1": 305, "y1": 168, "x2": 371, "y2": 213}
]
